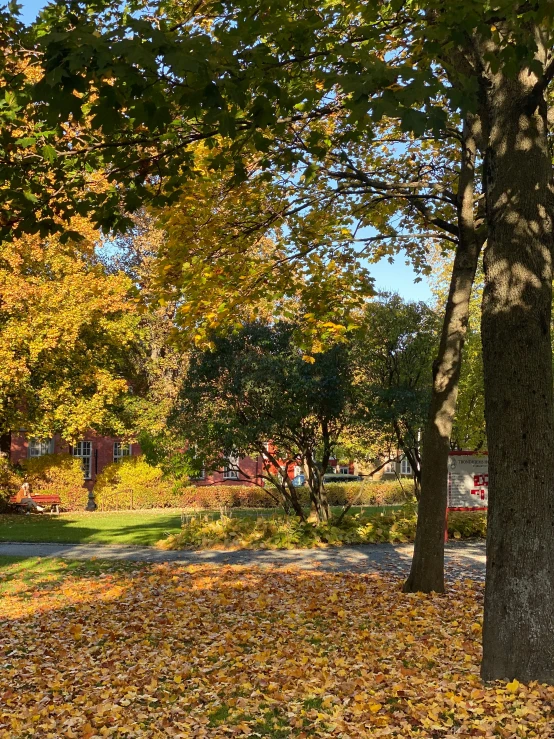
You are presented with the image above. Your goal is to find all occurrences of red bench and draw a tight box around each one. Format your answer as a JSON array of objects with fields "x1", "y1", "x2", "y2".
[{"x1": 8, "y1": 494, "x2": 62, "y2": 514}]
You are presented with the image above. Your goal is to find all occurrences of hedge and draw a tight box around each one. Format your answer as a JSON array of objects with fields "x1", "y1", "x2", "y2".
[
  {"x1": 92, "y1": 462, "x2": 415, "y2": 512},
  {"x1": 0, "y1": 457, "x2": 20, "y2": 511},
  {"x1": 94, "y1": 457, "x2": 178, "y2": 510},
  {"x1": 178, "y1": 480, "x2": 415, "y2": 510},
  {"x1": 20, "y1": 454, "x2": 86, "y2": 511},
  {"x1": 322, "y1": 480, "x2": 415, "y2": 507}
]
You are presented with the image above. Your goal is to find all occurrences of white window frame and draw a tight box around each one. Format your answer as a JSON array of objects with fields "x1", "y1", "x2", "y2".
[
  {"x1": 190, "y1": 468, "x2": 206, "y2": 481},
  {"x1": 113, "y1": 442, "x2": 131, "y2": 463},
  {"x1": 73, "y1": 441, "x2": 93, "y2": 480},
  {"x1": 339, "y1": 465, "x2": 350, "y2": 475},
  {"x1": 383, "y1": 460, "x2": 396, "y2": 474},
  {"x1": 293, "y1": 465, "x2": 303, "y2": 478},
  {"x1": 28, "y1": 438, "x2": 54, "y2": 458},
  {"x1": 400, "y1": 457, "x2": 412, "y2": 476},
  {"x1": 223, "y1": 455, "x2": 240, "y2": 480}
]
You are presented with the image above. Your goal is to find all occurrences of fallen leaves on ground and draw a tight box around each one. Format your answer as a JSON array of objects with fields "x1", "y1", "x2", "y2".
[{"x1": 0, "y1": 559, "x2": 552, "y2": 738}]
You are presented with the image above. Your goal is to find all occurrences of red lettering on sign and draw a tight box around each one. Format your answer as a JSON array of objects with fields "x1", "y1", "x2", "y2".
[{"x1": 473, "y1": 474, "x2": 488, "y2": 487}]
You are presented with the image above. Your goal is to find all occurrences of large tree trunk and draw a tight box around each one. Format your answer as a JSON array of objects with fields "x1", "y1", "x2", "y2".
[
  {"x1": 404, "y1": 117, "x2": 482, "y2": 593},
  {"x1": 480, "y1": 68, "x2": 554, "y2": 683}
]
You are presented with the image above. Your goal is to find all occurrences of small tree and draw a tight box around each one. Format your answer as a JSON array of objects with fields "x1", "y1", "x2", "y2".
[
  {"x1": 352, "y1": 295, "x2": 439, "y2": 498},
  {"x1": 171, "y1": 322, "x2": 355, "y2": 522}
]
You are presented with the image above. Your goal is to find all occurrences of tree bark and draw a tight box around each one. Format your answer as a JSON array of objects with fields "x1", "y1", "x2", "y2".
[
  {"x1": 404, "y1": 116, "x2": 483, "y2": 593},
  {"x1": 304, "y1": 448, "x2": 330, "y2": 523},
  {"x1": 480, "y1": 67, "x2": 554, "y2": 682},
  {"x1": 260, "y1": 448, "x2": 305, "y2": 520}
]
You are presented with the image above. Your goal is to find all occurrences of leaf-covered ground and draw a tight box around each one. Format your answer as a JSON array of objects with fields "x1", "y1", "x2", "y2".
[{"x1": 1, "y1": 557, "x2": 552, "y2": 738}]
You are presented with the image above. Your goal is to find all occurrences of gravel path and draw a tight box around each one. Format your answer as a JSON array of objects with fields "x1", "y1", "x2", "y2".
[{"x1": 0, "y1": 540, "x2": 486, "y2": 579}]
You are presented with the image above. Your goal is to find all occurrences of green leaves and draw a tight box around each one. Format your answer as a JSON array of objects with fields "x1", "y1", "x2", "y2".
[{"x1": 41, "y1": 143, "x2": 57, "y2": 162}]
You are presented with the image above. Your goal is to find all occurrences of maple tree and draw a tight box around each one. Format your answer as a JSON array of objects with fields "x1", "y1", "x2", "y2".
[
  {"x1": 29, "y1": 0, "x2": 554, "y2": 680},
  {"x1": 0, "y1": 220, "x2": 140, "y2": 446},
  {"x1": 0, "y1": 8, "x2": 108, "y2": 239},
  {"x1": 97, "y1": 211, "x2": 192, "y2": 475}
]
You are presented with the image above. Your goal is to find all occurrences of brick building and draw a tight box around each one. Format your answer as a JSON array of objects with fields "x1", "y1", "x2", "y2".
[
  {"x1": 10, "y1": 434, "x2": 370, "y2": 491},
  {"x1": 190, "y1": 455, "x2": 264, "y2": 487},
  {"x1": 10, "y1": 432, "x2": 142, "y2": 490},
  {"x1": 9, "y1": 433, "x2": 265, "y2": 490}
]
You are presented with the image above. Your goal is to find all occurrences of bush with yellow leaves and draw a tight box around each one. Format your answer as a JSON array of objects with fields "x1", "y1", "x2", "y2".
[
  {"x1": 20, "y1": 453, "x2": 85, "y2": 510},
  {"x1": 0, "y1": 456, "x2": 20, "y2": 511},
  {"x1": 94, "y1": 456, "x2": 178, "y2": 510},
  {"x1": 158, "y1": 505, "x2": 487, "y2": 550}
]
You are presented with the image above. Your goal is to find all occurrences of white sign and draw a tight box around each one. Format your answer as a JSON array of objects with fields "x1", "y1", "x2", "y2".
[{"x1": 447, "y1": 454, "x2": 488, "y2": 509}]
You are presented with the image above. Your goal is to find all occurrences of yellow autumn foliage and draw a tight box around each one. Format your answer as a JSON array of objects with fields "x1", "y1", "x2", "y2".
[
  {"x1": 20, "y1": 454, "x2": 86, "y2": 510},
  {"x1": 0, "y1": 222, "x2": 139, "y2": 439}
]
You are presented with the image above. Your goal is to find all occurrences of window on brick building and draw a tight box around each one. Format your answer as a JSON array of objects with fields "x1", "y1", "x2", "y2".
[
  {"x1": 223, "y1": 455, "x2": 239, "y2": 479},
  {"x1": 28, "y1": 438, "x2": 54, "y2": 458},
  {"x1": 113, "y1": 442, "x2": 131, "y2": 463},
  {"x1": 400, "y1": 457, "x2": 412, "y2": 476},
  {"x1": 72, "y1": 441, "x2": 92, "y2": 479}
]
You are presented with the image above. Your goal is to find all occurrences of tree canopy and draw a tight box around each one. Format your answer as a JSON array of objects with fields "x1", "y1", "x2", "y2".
[
  {"x1": 0, "y1": 219, "x2": 140, "y2": 441},
  {"x1": 171, "y1": 320, "x2": 356, "y2": 521}
]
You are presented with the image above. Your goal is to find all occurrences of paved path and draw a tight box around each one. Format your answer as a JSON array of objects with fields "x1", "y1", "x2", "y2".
[{"x1": 0, "y1": 540, "x2": 486, "y2": 579}]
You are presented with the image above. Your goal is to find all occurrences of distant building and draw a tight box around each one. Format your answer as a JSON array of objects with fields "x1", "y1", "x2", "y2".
[
  {"x1": 10, "y1": 432, "x2": 142, "y2": 491},
  {"x1": 9, "y1": 433, "x2": 264, "y2": 490}
]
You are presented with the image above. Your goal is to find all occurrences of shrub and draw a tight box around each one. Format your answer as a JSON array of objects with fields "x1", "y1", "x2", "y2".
[
  {"x1": 20, "y1": 453, "x2": 86, "y2": 511},
  {"x1": 448, "y1": 511, "x2": 487, "y2": 539},
  {"x1": 323, "y1": 480, "x2": 415, "y2": 507},
  {"x1": 94, "y1": 456, "x2": 180, "y2": 510},
  {"x1": 158, "y1": 505, "x2": 487, "y2": 551},
  {"x1": 0, "y1": 457, "x2": 21, "y2": 511},
  {"x1": 178, "y1": 484, "x2": 279, "y2": 509}
]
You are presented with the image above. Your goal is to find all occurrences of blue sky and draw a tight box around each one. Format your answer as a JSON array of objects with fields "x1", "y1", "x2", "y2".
[
  {"x1": 19, "y1": 0, "x2": 45, "y2": 21},
  {"x1": 18, "y1": 0, "x2": 432, "y2": 302},
  {"x1": 367, "y1": 254, "x2": 432, "y2": 302}
]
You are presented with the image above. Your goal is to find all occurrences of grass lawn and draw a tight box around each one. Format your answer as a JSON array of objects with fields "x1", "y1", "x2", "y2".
[
  {"x1": 0, "y1": 555, "x2": 551, "y2": 738},
  {"x1": 0, "y1": 555, "x2": 142, "y2": 594},
  {"x1": 0, "y1": 506, "x2": 398, "y2": 546}
]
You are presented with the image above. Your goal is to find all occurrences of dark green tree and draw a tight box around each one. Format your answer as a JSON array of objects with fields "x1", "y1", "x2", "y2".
[
  {"x1": 172, "y1": 321, "x2": 356, "y2": 522},
  {"x1": 353, "y1": 295, "x2": 439, "y2": 497}
]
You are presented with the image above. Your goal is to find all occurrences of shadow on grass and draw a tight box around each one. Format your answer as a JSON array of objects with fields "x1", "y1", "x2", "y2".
[
  {"x1": 0, "y1": 513, "x2": 184, "y2": 546},
  {"x1": 0, "y1": 555, "x2": 145, "y2": 597}
]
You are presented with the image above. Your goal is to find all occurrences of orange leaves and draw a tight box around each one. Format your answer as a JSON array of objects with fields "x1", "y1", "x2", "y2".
[{"x1": 1, "y1": 562, "x2": 554, "y2": 738}]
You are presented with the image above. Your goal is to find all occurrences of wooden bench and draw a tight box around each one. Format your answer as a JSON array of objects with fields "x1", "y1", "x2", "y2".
[{"x1": 8, "y1": 494, "x2": 62, "y2": 514}]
